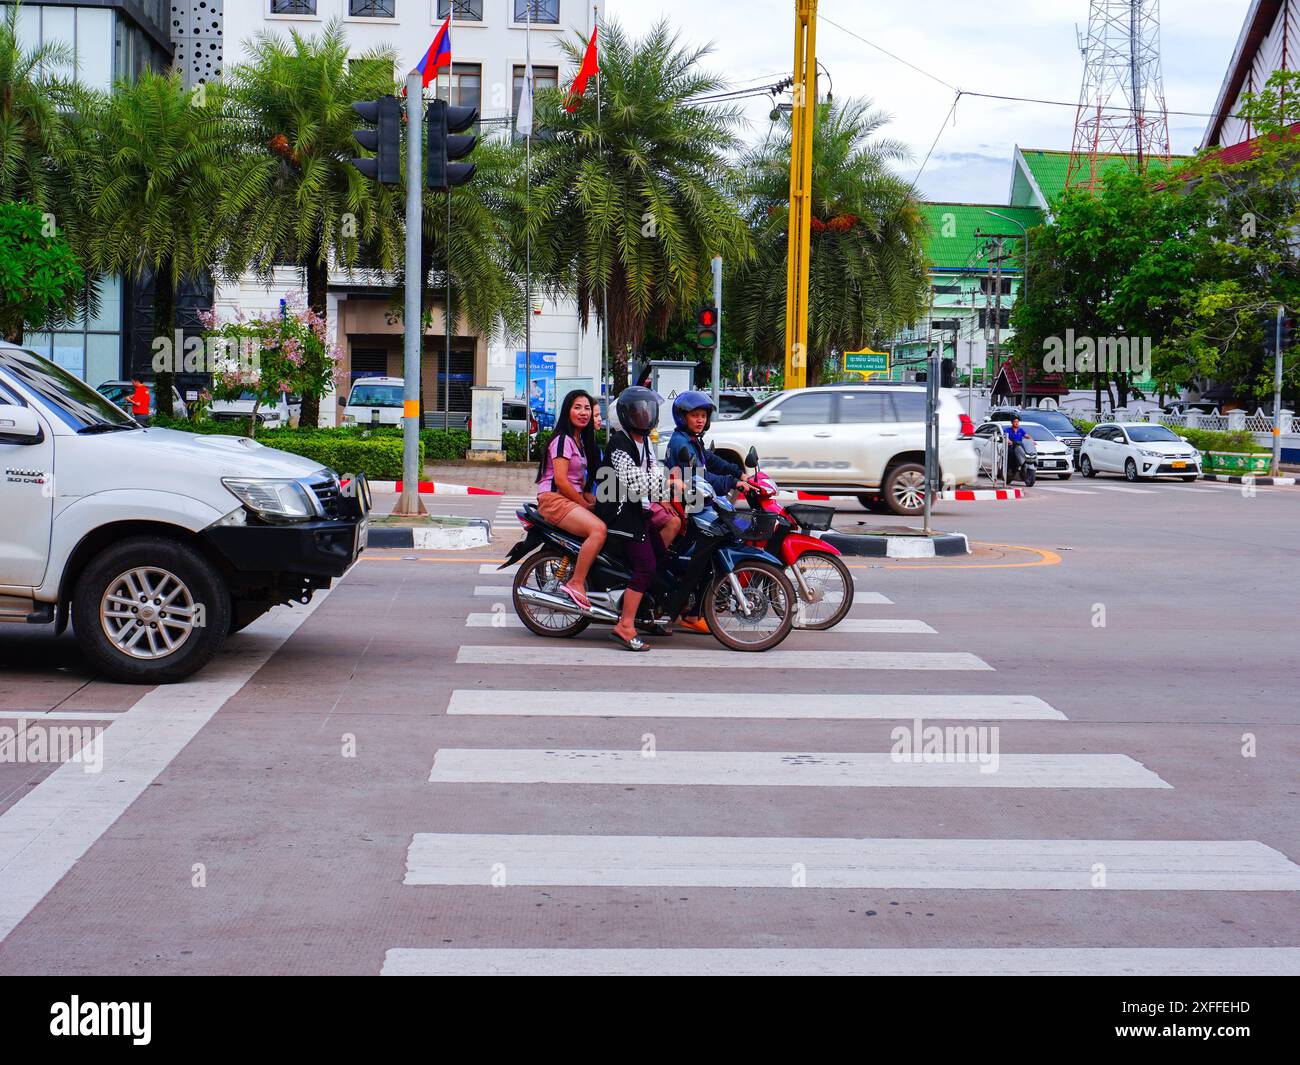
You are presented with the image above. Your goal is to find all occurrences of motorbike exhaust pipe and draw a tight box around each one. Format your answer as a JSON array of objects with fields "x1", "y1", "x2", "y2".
[{"x1": 515, "y1": 586, "x2": 621, "y2": 624}]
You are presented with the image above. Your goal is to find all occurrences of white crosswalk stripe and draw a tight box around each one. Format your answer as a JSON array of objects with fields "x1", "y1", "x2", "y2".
[
  {"x1": 456, "y1": 645, "x2": 991, "y2": 670},
  {"x1": 462, "y1": 613, "x2": 935, "y2": 633},
  {"x1": 1087, "y1": 484, "x2": 1158, "y2": 494},
  {"x1": 403, "y1": 835, "x2": 1300, "y2": 890},
  {"x1": 382, "y1": 947, "x2": 1300, "y2": 976},
  {"x1": 427, "y1": 749, "x2": 1168, "y2": 788},
  {"x1": 480, "y1": 564, "x2": 518, "y2": 575},
  {"x1": 470, "y1": 584, "x2": 893, "y2": 605},
  {"x1": 446, "y1": 690, "x2": 1065, "y2": 719},
  {"x1": 1033, "y1": 485, "x2": 1098, "y2": 495}
]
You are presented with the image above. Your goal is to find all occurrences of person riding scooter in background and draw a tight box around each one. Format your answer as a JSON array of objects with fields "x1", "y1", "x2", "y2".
[
  {"x1": 596, "y1": 386, "x2": 680, "y2": 652},
  {"x1": 667, "y1": 391, "x2": 752, "y2": 634},
  {"x1": 1003, "y1": 415, "x2": 1028, "y2": 482}
]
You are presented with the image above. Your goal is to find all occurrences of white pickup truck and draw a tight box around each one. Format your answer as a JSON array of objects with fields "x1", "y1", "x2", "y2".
[{"x1": 0, "y1": 342, "x2": 369, "y2": 683}]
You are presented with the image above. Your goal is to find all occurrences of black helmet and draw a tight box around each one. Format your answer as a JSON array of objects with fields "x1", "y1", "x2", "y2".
[
  {"x1": 615, "y1": 386, "x2": 661, "y2": 434},
  {"x1": 672, "y1": 389, "x2": 716, "y2": 431}
]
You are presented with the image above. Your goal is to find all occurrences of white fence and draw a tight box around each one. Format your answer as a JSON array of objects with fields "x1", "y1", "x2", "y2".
[{"x1": 1079, "y1": 408, "x2": 1294, "y2": 436}]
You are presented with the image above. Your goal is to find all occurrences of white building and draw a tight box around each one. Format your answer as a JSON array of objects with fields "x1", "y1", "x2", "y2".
[
  {"x1": 216, "y1": 0, "x2": 607, "y2": 425},
  {"x1": 1203, "y1": 0, "x2": 1298, "y2": 149}
]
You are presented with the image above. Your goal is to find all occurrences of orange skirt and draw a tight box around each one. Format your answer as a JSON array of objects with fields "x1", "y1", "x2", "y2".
[{"x1": 537, "y1": 491, "x2": 582, "y2": 526}]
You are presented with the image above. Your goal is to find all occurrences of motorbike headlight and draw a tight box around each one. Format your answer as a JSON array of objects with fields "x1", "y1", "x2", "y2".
[{"x1": 222, "y1": 478, "x2": 317, "y2": 523}]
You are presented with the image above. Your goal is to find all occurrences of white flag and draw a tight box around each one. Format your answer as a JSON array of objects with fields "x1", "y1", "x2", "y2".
[{"x1": 517, "y1": 60, "x2": 534, "y2": 138}]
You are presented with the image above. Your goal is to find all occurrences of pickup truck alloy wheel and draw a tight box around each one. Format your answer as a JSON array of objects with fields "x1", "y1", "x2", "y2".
[
  {"x1": 72, "y1": 537, "x2": 231, "y2": 683},
  {"x1": 100, "y1": 566, "x2": 198, "y2": 659}
]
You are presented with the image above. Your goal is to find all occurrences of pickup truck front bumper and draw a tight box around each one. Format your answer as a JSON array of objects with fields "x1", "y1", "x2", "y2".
[{"x1": 202, "y1": 517, "x2": 367, "y2": 580}]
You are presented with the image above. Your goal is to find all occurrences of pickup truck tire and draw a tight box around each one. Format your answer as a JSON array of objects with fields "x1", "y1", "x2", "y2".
[{"x1": 71, "y1": 537, "x2": 231, "y2": 684}]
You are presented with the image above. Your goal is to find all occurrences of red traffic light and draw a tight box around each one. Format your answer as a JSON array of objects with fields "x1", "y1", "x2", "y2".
[{"x1": 697, "y1": 307, "x2": 717, "y2": 328}]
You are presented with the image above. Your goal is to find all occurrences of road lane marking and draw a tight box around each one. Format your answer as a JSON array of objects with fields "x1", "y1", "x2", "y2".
[
  {"x1": 480, "y1": 564, "x2": 518, "y2": 575},
  {"x1": 427, "y1": 749, "x2": 1168, "y2": 788},
  {"x1": 1034, "y1": 486, "x2": 1098, "y2": 495},
  {"x1": 403, "y1": 835, "x2": 1299, "y2": 890},
  {"x1": 446, "y1": 691, "x2": 1065, "y2": 720},
  {"x1": 474, "y1": 586, "x2": 514, "y2": 596},
  {"x1": 382, "y1": 947, "x2": 1300, "y2": 976},
  {"x1": 461, "y1": 614, "x2": 935, "y2": 634},
  {"x1": 1087, "y1": 484, "x2": 1157, "y2": 494},
  {"x1": 0, "y1": 591, "x2": 334, "y2": 943},
  {"x1": 455, "y1": 646, "x2": 992, "y2": 671}
]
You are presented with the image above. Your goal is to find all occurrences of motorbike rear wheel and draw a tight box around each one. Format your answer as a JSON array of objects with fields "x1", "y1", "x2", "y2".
[
  {"x1": 791, "y1": 551, "x2": 855, "y2": 630},
  {"x1": 512, "y1": 551, "x2": 592, "y2": 639},
  {"x1": 702, "y1": 560, "x2": 796, "y2": 652}
]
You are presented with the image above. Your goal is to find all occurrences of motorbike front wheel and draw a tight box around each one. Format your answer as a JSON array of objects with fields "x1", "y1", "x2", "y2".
[
  {"x1": 703, "y1": 560, "x2": 797, "y2": 652},
  {"x1": 512, "y1": 551, "x2": 592, "y2": 639},
  {"x1": 1023, "y1": 466, "x2": 1037, "y2": 486},
  {"x1": 792, "y1": 551, "x2": 855, "y2": 630}
]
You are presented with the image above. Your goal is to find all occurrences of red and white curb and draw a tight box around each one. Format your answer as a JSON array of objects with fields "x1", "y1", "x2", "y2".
[
  {"x1": 940, "y1": 488, "x2": 1025, "y2": 501},
  {"x1": 368, "y1": 480, "x2": 503, "y2": 495},
  {"x1": 774, "y1": 491, "x2": 835, "y2": 502}
]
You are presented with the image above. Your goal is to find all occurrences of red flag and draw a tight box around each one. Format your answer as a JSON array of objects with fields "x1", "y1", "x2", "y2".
[{"x1": 564, "y1": 27, "x2": 599, "y2": 113}]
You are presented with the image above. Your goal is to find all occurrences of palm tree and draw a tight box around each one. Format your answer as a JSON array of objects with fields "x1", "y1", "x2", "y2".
[
  {"x1": 0, "y1": 3, "x2": 77, "y2": 211},
  {"x1": 527, "y1": 19, "x2": 751, "y2": 391},
  {"x1": 222, "y1": 19, "x2": 405, "y2": 428},
  {"x1": 730, "y1": 99, "x2": 931, "y2": 384},
  {"x1": 81, "y1": 71, "x2": 230, "y2": 416}
]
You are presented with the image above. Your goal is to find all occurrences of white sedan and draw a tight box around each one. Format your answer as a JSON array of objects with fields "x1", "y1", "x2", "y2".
[
  {"x1": 1079, "y1": 423, "x2": 1203, "y2": 482},
  {"x1": 972, "y1": 420, "x2": 1075, "y2": 479}
]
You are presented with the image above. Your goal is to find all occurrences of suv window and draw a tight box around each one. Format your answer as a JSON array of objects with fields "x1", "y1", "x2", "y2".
[
  {"x1": 835, "y1": 391, "x2": 890, "y2": 423},
  {"x1": 773, "y1": 392, "x2": 833, "y2": 425},
  {"x1": 888, "y1": 391, "x2": 927, "y2": 422}
]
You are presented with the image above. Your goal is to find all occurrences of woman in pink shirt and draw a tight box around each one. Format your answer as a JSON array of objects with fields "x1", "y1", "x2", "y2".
[{"x1": 534, "y1": 390, "x2": 606, "y2": 610}]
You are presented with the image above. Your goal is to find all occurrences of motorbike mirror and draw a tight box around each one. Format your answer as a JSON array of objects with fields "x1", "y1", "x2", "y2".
[{"x1": 745, "y1": 446, "x2": 758, "y2": 469}]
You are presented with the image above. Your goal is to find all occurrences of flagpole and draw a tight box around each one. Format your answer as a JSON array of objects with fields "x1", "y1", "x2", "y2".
[
  {"x1": 525, "y1": 2, "x2": 533, "y2": 464},
  {"x1": 443, "y1": 3, "x2": 455, "y2": 432},
  {"x1": 595, "y1": 3, "x2": 608, "y2": 402}
]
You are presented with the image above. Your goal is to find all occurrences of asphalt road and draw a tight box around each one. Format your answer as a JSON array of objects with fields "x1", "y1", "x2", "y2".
[{"x1": 0, "y1": 477, "x2": 1296, "y2": 975}]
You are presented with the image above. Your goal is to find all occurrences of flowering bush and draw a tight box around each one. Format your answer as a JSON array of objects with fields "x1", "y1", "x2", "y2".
[{"x1": 201, "y1": 294, "x2": 342, "y2": 435}]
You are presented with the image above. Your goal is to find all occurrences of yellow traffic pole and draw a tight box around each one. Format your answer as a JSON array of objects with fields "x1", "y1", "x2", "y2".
[{"x1": 784, "y1": 0, "x2": 817, "y2": 390}]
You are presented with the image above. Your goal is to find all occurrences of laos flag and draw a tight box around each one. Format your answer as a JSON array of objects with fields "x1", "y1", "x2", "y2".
[{"x1": 416, "y1": 18, "x2": 452, "y2": 90}]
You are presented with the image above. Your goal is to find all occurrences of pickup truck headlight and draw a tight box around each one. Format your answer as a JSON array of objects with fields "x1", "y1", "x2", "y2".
[{"x1": 222, "y1": 478, "x2": 316, "y2": 522}]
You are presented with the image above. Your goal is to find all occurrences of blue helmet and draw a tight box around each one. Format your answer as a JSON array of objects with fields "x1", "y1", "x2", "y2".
[{"x1": 672, "y1": 390, "x2": 716, "y2": 431}]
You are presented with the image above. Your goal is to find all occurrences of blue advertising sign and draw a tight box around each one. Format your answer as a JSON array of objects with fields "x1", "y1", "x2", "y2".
[{"x1": 516, "y1": 351, "x2": 558, "y2": 429}]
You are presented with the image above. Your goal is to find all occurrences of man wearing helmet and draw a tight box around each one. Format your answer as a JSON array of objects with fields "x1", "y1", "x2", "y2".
[{"x1": 666, "y1": 390, "x2": 751, "y2": 634}]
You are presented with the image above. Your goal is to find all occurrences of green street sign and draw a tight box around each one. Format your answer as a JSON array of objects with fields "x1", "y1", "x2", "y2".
[{"x1": 844, "y1": 349, "x2": 890, "y2": 374}]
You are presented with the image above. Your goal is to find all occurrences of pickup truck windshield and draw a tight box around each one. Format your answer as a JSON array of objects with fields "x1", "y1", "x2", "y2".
[
  {"x1": 0, "y1": 348, "x2": 137, "y2": 432},
  {"x1": 349, "y1": 384, "x2": 403, "y2": 408}
]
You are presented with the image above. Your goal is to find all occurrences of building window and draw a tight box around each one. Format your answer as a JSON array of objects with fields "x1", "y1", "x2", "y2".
[
  {"x1": 514, "y1": 0, "x2": 559, "y2": 24},
  {"x1": 24, "y1": 277, "x2": 124, "y2": 387},
  {"x1": 271, "y1": 0, "x2": 318, "y2": 13},
  {"x1": 437, "y1": 0, "x2": 484, "y2": 18},
  {"x1": 349, "y1": 0, "x2": 395, "y2": 16},
  {"x1": 513, "y1": 63, "x2": 557, "y2": 124},
  {"x1": 437, "y1": 62, "x2": 481, "y2": 113}
]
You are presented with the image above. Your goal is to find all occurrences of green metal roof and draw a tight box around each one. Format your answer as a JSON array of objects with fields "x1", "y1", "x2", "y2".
[
  {"x1": 919, "y1": 202, "x2": 1043, "y2": 272},
  {"x1": 1013, "y1": 148, "x2": 1191, "y2": 208}
]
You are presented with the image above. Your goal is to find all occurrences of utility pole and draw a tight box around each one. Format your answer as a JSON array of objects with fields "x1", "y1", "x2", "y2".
[
  {"x1": 783, "y1": 0, "x2": 818, "y2": 390},
  {"x1": 1273, "y1": 304, "x2": 1286, "y2": 477},
  {"x1": 992, "y1": 238, "x2": 1004, "y2": 385},
  {"x1": 711, "y1": 255, "x2": 723, "y2": 404},
  {"x1": 396, "y1": 72, "x2": 426, "y2": 517}
]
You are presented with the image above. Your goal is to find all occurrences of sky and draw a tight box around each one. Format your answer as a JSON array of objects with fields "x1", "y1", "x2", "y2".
[{"x1": 610, "y1": 0, "x2": 1252, "y2": 204}]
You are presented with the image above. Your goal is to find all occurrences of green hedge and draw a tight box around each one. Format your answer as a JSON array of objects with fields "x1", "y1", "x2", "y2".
[{"x1": 257, "y1": 432, "x2": 419, "y2": 480}]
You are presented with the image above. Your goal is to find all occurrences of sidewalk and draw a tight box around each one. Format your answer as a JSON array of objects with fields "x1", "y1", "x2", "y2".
[{"x1": 424, "y1": 461, "x2": 538, "y2": 495}]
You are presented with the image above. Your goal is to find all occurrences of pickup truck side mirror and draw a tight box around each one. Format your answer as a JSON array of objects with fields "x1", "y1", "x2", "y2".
[
  {"x1": 758, "y1": 410, "x2": 782, "y2": 427},
  {"x1": 0, "y1": 406, "x2": 43, "y2": 444}
]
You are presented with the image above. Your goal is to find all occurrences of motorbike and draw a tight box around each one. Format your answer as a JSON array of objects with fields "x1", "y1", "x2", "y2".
[
  {"x1": 1008, "y1": 435, "x2": 1038, "y2": 486},
  {"x1": 732, "y1": 447, "x2": 855, "y2": 631},
  {"x1": 502, "y1": 462, "x2": 798, "y2": 652}
]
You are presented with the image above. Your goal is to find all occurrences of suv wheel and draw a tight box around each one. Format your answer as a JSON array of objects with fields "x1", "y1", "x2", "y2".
[
  {"x1": 884, "y1": 462, "x2": 926, "y2": 516},
  {"x1": 71, "y1": 537, "x2": 231, "y2": 683}
]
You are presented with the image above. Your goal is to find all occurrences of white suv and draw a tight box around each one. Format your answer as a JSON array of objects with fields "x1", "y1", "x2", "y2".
[{"x1": 705, "y1": 385, "x2": 978, "y2": 515}]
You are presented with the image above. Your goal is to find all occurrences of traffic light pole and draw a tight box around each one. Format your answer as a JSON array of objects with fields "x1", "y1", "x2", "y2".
[
  {"x1": 1273, "y1": 304, "x2": 1285, "y2": 477},
  {"x1": 711, "y1": 255, "x2": 722, "y2": 405},
  {"x1": 396, "y1": 72, "x2": 427, "y2": 517}
]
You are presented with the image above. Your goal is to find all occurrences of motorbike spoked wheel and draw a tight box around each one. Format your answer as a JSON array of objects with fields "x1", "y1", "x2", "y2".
[
  {"x1": 702, "y1": 560, "x2": 797, "y2": 652},
  {"x1": 791, "y1": 551, "x2": 855, "y2": 630},
  {"x1": 512, "y1": 551, "x2": 592, "y2": 638}
]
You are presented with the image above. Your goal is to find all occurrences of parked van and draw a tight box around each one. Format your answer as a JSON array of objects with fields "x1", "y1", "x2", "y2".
[{"x1": 343, "y1": 377, "x2": 404, "y2": 427}]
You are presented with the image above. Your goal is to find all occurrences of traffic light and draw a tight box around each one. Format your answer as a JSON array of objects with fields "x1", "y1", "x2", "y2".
[
  {"x1": 696, "y1": 306, "x2": 719, "y2": 349},
  {"x1": 1283, "y1": 317, "x2": 1296, "y2": 350},
  {"x1": 941, "y1": 357, "x2": 956, "y2": 388},
  {"x1": 349, "y1": 96, "x2": 402, "y2": 185},
  {"x1": 427, "y1": 98, "x2": 478, "y2": 190}
]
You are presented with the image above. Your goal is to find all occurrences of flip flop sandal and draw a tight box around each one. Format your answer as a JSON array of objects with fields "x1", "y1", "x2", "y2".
[
  {"x1": 558, "y1": 584, "x2": 591, "y2": 611},
  {"x1": 609, "y1": 631, "x2": 651, "y2": 652}
]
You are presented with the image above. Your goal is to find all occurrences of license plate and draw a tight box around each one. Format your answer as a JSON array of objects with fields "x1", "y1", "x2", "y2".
[{"x1": 1172, "y1": 461, "x2": 1186, "y2": 469}]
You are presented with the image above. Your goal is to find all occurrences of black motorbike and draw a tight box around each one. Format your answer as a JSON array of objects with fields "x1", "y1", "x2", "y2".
[
  {"x1": 501, "y1": 454, "x2": 797, "y2": 652},
  {"x1": 1008, "y1": 435, "x2": 1038, "y2": 486}
]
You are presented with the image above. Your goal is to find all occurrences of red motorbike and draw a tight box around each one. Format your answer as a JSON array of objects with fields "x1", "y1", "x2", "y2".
[{"x1": 736, "y1": 448, "x2": 855, "y2": 630}]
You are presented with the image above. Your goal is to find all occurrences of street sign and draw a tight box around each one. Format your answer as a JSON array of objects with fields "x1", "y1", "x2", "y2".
[{"x1": 844, "y1": 349, "x2": 890, "y2": 375}]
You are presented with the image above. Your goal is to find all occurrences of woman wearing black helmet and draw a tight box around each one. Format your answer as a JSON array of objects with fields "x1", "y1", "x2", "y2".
[{"x1": 596, "y1": 386, "x2": 678, "y2": 651}]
